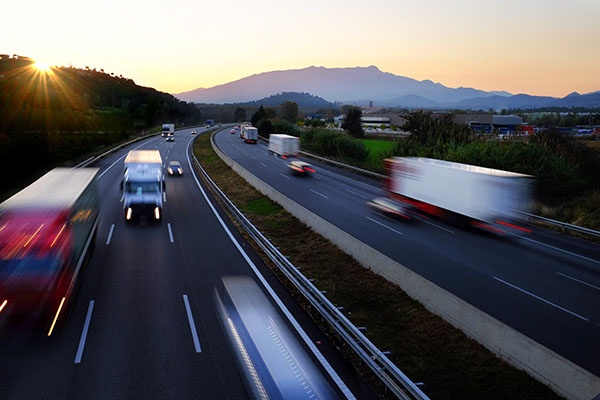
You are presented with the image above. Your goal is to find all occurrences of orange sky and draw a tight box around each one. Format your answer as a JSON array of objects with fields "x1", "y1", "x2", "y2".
[{"x1": 4, "y1": 0, "x2": 599, "y2": 98}]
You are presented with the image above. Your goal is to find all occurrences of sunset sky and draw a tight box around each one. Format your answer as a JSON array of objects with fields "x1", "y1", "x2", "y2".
[{"x1": 4, "y1": 0, "x2": 599, "y2": 98}]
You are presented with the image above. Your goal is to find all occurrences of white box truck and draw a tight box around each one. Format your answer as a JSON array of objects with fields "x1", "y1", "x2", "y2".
[
  {"x1": 382, "y1": 157, "x2": 533, "y2": 234},
  {"x1": 243, "y1": 127, "x2": 258, "y2": 144},
  {"x1": 268, "y1": 134, "x2": 299, "y2": 157},
  {"x1": 161, "y1": 124, "x2": 175, "y2": 137},
  {"x1": 122, "y1": 150, "x2": 165, "y2": 222}
]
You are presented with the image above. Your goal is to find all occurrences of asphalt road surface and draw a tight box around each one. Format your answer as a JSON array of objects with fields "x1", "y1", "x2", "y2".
[
  {"x1": 214, "y1": 128, "x2": 600, "y2": 378},
  {"x1": 0, "y1": 128, "x2": 375, "y2": 400}
]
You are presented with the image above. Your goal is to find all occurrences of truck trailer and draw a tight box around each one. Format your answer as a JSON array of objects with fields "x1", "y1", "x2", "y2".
[
  {"x1": 161, "y1": 123, "x2": 175, "y2": 137},
  {"x1": 382, "y1": 157, "x2": 533, "y2": 234},
  {"x1": 122, "y1": 150, "x2": 165, "y2": 222},
  {"x1": 0, "y1": 168, "x2": 100, "y2": 335},
  {"x1": 268, "y1": 134, "x2": 299, "y2": 157}
]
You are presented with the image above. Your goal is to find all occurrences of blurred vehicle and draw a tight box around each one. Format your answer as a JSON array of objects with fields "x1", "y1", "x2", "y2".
[
  {"x1": 383, "y1": 157, "x2": 533, "y2": 234},
  {"x1": 241, "y1": 126, "x2": 258, "y2": 144},
  {"x1": 167, "y1": 161, "x2": 183, "y2": 176},
  {"x1": 122, "y1": 150, "x2": 164, "y2": 222},
  {"x1": 288, "y1": 160, "x2": 315, "y2": 176},
  {"x1": 269, "y1": 134, "x2": 299, "y2": 157},
  {"x1": 215, "y1": 276, "x2": 339, "y2": 399},
  {"x1": 367, "y1": 196, "x2": 411, "y2": 220},
  {"x1": 191, "y1": 130, "x2": 197, "y2": 135},
  {"x1": 0, "y1": 168, "x2": 100, "y2": 335},
  {"x1": 239, "y1": 123, "x2": 251, "y2": 139},
  {"x1": 229, "y1": 128, "x2": 236, "y2": 134},
  {"x1": 161, "y1": 123, "x2": 174, "y2": 137},
  {"x1": 166, "y1": 134, "x2": 174, "y2": 142}
]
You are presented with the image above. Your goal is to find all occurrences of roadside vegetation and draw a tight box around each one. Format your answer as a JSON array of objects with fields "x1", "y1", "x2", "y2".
[
  {"x1": 283, "y1": 111, "x2": 600, "y2": 232},
  {"x1": 193, "y1": 130, "x2": 563, "y2": 400}
]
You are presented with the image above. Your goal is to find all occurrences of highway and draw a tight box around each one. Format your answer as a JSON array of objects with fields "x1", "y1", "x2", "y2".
[
  {"x1": 213, "y1": 128, "x2": 600, "y2": 379},
  {"x1": 0, "y1": 128, "x2": 374, "y2": 399}
]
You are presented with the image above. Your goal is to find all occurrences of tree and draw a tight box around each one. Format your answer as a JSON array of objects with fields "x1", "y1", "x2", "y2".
[
  {"x1": 257, "y1": 118, "x2": 273, "y2": 137},
  {"x1": 280, "y1": 101, "x2": 298, "y2": 123},
  {"x1": 341, "y1": 107, "x2": 364, "y2": 138},
  {"x1": 251, "y1": 105, "x2": 267, "y2": 126},
  {"x1": 234, "y1": 107, "x2": 246, "y2": 122}
]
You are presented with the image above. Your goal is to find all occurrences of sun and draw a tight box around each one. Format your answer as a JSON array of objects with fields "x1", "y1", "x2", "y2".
[{"x1": 34, "y1": 61, "x2": 51, "y2": 72}]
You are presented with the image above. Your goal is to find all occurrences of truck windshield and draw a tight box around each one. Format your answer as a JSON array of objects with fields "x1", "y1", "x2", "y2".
[{"x1": 126, "y1": 182, "x2": 160, "y2": 194}]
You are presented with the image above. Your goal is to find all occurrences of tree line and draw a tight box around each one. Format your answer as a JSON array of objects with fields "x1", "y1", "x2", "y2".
[{"x1": 0, "y1": 55, "x2": 202, "y2": 198}]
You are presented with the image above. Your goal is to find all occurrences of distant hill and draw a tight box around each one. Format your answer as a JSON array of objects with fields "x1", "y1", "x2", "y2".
[
  {"x1": 235, "y1": 92, "x2": 334, "y2": 108},
  {"x1": 176, "y1": 66, "x2": 600, "y2": 110}
]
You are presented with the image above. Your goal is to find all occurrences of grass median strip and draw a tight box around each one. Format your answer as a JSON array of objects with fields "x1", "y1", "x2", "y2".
[{"x1": 193, "y1": 132, "x2": 562, "y2": 400}]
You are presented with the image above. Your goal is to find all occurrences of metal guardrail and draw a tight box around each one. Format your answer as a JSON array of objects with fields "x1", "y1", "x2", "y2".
[
  {"x1": 191, "y1": 147, "x2": 430, "y2": 400},
  {"x1": 76, "y1": 133, "x2": 160, "y2": 168},
  {"x1": 522, "y1": 212, "x2": 600, "y2": 238}
]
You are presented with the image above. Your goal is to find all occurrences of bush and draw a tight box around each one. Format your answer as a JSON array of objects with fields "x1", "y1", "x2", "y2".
[
  {"x1": 446, "y1": 141, "x2": 586, "y2": 202},
  {"x1": 270, "y1": 119, "x2": 300, "y2": 136},
  {"x1": 301, "y1": 129, "x2": 369, "y2": 163}
]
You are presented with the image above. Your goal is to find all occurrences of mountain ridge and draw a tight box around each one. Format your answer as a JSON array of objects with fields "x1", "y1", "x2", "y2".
[{"x1": 176, "y1": 66, "x2": 600, "y2": 109}]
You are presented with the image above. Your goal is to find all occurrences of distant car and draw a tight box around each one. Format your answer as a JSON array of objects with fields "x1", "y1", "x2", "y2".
[
  {"x1": 367, "y1": 197, "x2": 411, "y2": 220},
  {"x1": 288, "y1": 161, "x2": 315, "y2": 176},
  {"x1": 191, "y1": 130, "x2": 197, "y2": 135},
  {"x1": 166, "y1": 135, "x2": 174, "y2": 142},
  {"x1": 230, "y1": 128, "x2": 236, "y2": 134},
  {"x1": 167, "y1": 161, "x2": 183, "y2": 176}
]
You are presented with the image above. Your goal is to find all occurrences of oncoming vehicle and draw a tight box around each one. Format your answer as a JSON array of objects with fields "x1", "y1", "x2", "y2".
[
  {"x1": 288, "y1": 160, "x2": 315, "y2": 176},
  {"x1": 191, "y1": 130, "x2": 197, "y2": 135},
  {"x1": 167, "y1": 161, "x2": 183, "y2": 176},
  {"x1": 166, "y1": 134, "x2": 174, "y2": 142}
]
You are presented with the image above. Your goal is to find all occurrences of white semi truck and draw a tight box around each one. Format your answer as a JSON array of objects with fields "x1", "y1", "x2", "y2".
[
  {"x1": 122, "y1": 150, "x2": 165, "y2": 222},
  {"x1": 268, "y1": 134, "x2": 299, "y2": 157},
  {"x1": 381, "y1": 157, "x2": 533, "y2": 234}
]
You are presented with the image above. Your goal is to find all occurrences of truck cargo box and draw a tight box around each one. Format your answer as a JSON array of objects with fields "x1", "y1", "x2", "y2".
[
  {"x1": 268, "y1": 134, "x2": 299, "y2": 157},
  {"x1": 243, "y1": 127, "x2": 258, "y2": 143},
  {"x1": 384, "y1": 157, "x2": 532, "y2": 233}
]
